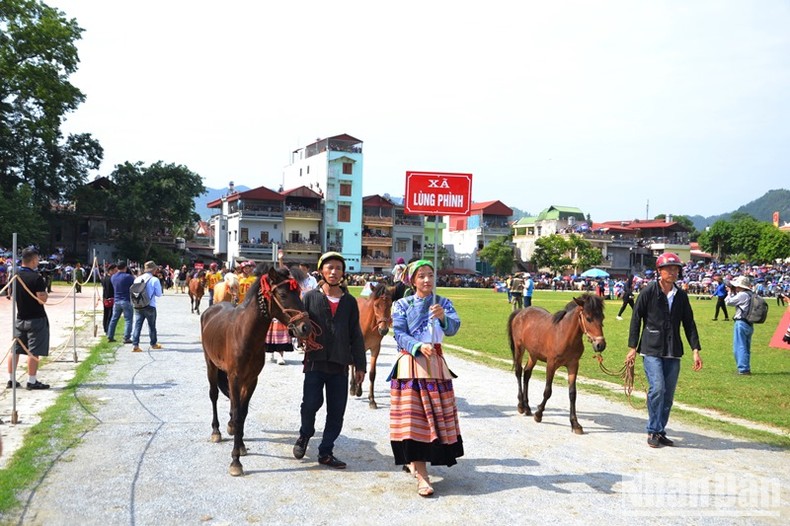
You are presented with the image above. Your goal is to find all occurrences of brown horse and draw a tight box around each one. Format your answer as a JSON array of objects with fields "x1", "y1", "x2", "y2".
[
  {"x1": 351, "y1": 282, "x2": 394, "y2": 409},
  {"x1": 213, "y1": 272, "x2": 240, "y2": 305},
  {"x1": 189, "y1": 270, "x2": 207, "y2": 314},
  {"x1": 508, "y1": 294, "x2": 606, "y2": 434},
  {"x1": 201, "y1": 265, "x2": 312, "y2": 476}
]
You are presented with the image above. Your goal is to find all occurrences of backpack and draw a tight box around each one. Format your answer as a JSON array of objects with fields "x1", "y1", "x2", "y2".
[
  {"x1": 510, "y1": 277, "x2": 524, "y2": 294},
  {"x1": 745, "y1": 292, "x2": 768, "y2": 324},
  {"x1": 130, "y1": 275, "x2": 152, "y2": 309}
]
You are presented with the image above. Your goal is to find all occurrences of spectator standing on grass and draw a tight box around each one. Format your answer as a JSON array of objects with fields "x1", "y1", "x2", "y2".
[
  {"x1": 725, "y1": 275, "x2": 754, "y2": 375},
  {"x1": 101, "y1": 264, "x2": 117, "y2": 335},
  {"x1": 7, "y1": 248, "x2": 51, "y2": 390},
  {"x1": 524, "y1": 272, "x2": 534, "y2": 307},
  {"x1": 625, "y1": 252, "x2": 702, "y2": 448},
  {"x1": 616, "y1": 274, "x2": 635, "y2": 321},
  {"x1": 711, "y1": 274, "x2": 730, "y2": 321}
]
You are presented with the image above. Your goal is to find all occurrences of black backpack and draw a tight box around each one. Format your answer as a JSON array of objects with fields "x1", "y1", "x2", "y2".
[
  {"x1": 744, "y1": 292, "x2": 768, "y2": 324},
  {"x1": 130, "y1": 275, "x2": 152, "y2": 309}
]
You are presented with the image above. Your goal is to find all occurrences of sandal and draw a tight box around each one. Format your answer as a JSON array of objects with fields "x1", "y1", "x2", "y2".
[{"x1": 417, "y1": 477, "x2": 434, "y2": 497}]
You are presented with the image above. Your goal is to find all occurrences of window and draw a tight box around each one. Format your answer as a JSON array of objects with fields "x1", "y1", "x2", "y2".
[
  {"x1": 338, "y1": 205, "x2": 351, "y2": 222},
  {"x1": 307, "y1": 165, "x2": 310, "y2": 174},
  {"x1": 396, "y1": 239, "x2": 407, "y2": 252},
  {"x1": 342, "y1": 162, "x2": 352, "y2": 174},
  {"x1": 241, "y1": 228, "x2": 249, "y2": 242},
  {"x1": 340, "y1": 182, "x2": 352, "y2": 196}
]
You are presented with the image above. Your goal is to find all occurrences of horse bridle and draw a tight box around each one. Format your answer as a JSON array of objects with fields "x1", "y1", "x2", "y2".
[
  {"x1": 257, "y1": 275, "x2": 309, "y2": 327},
  {"x1": 578, "y1": 309, "x2": 605, "y2": 346}
]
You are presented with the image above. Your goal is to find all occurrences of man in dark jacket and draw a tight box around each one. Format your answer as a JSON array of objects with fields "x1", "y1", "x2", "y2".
[
  {"x1": 293, "y1": 251, "x2": 365, "y2": 469},
  {"x1": 626, "y1": 252, "x2": 703, "y2": 448}
]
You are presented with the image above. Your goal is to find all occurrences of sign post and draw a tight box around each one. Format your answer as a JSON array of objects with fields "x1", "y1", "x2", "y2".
[{"x1": 404, "y1": 171, "x2": 473, "y2": 304}]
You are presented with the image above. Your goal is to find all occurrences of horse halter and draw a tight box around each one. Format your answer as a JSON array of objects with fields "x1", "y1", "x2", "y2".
[
  {"x1": 578, "y1": 309, "x2": 605, "y2": 346},
  {"x1": 257, "y1": 275, "x2": 308, "y2": 326}
]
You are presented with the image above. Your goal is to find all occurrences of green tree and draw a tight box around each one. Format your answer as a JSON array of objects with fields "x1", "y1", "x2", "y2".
[
  {"x1": 699, "y1": 220, "x2": 733, "y2": 259},
  {"x1": 755, "y1": 225, "x2": 790, "y2": 263},
  {"x1": 107, "y1": 161, "x2": 205, "y2": 260},
  {"x1": 0, "y1": 183, "x2": 47, "y2": 245},
  {"x1": 532, "y1": 234, "x2": 572, "y2": 276},
  {"x1": 1, "y1": 0, "x2": 103, "y2": 231},
  {"x1": 479, "y1": 237, "x2": 514, "y2": 275},
  {"x1": 730, "y1": 213, "x2": 761, "y2": 258},
  {"x1": 568, "y1": 234, "x2": 603, "y2": 272}
]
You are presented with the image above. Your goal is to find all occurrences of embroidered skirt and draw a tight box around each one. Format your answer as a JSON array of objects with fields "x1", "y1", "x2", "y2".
[
  {"x1": 265, "y1": 318, "x2": 293, "y2": 353},
  {"x1": 389, "y1": 347, "x2": 463, "y2": 467}
]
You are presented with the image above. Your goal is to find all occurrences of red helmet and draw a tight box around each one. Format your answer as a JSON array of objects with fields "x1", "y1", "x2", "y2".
[
  {"x1": 656, "y1": 252, "x2": 683, "y2": 269},
  {"x1": 210, "y1": 262, "x2": 218, "y2": 270}
]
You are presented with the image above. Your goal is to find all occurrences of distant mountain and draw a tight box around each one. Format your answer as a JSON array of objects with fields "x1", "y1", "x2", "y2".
[
  {"x1": 194, "y1": 186, "x2": 250, "y2": 220},
  {"x1": 689, "y1": 189, "x2": 790, "y2": 231}
]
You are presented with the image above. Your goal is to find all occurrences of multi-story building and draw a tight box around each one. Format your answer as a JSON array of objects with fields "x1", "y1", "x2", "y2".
[
  {"x1": 281, "y1": 185, "x2": 323, "y2": 268},
  {"x1": 207, "y1": 185, "x2": 284, "y2": 267},
  {"x1": 361, "y1": 194, "x2": 394, "y2": 272},
  {"x1": 282, "y1": 134, "x2": 364, "y2": 272},
  {"x1": 394, "y1": 202, "x2": 425, "y2": 264},
  {"x1": 443, "y1": 200, "x2": 513, "y2": 275},
  {"x1": 513, "y1": 205, "x2": 693, "y2": 277}
]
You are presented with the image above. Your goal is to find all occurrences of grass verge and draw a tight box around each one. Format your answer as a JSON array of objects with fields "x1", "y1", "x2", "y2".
[{"x1": 0, "y1": 337, "x2": 116, "y2": 518}]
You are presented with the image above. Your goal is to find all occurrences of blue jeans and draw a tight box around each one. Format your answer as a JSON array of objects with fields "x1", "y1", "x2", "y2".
[
  {"x1": 733, "y1": 320, "x2": 753, "y2": 373},
  {"x1": 642, "y1": 356, "x2": 680, "y2": 435},
  {"x1": 299, "y1": 369, "x2": 349, "y2": 458},
  {"x1": 107, "y1": 300, "x2": 134, "y2": 341},
  {"x1": 132, "y1": 306, "x2": 157, "y2": 346}
]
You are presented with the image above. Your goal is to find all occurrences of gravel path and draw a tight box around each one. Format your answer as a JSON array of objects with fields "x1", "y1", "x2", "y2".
[{"x1": 1, "y1": 291, "x2": 788, "y2": 525}]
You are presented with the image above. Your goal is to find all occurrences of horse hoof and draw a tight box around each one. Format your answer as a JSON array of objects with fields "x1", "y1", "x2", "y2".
[
  {"x1": 227, "y1": 424, "x2": 235, "y2": 436},
  {"x1": 572, "y1": 427, "x2": 584, "y2": 435},
  {"x1": 210, "y1": 433, "x2": 222, "y2": 443},
  {"x1": 517, "y1": 404, "x2": 525, "y2": 414},
  {"x1": 534, "y1": 413, "x2": 543, "y2": 423},
  {"x1": 355, "y1": 386, "x2": 362, "y2": 397},
  {"x1": 369, "y1": 400, "x2": 378, "y2": 409},
  {"x1": 229, "y1": 464, "x2": 244, "y2": 477}
]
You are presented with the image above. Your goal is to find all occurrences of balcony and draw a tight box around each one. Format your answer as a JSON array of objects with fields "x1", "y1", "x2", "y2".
[
  {"x1": 362, "y1": 257, "x2": 391, "y2": 268},
  {"x1": 235, "y1": 207, "x2": 283, "y2": 219},
  {"x1": 361, "y1": 236, "x2": 393, "y2": 247},
  {"x1": 283, "y1": 242, "x2": 322, "y2": 253},
  {"x1": 363, "y1": 215, "x2": 393, "y2": 227},
  {"x1": 284, "y1": 208, "x2": 321, "y2": 220},
  {"x1": 239, "y1": 242, "x2": 275, "y2": 255}
]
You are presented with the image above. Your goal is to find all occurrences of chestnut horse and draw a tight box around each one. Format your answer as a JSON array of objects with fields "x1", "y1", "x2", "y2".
[
  {"x1": 213, "y1": 272, "x2": 240, "y2": 305},
  {"x1": 351, "y1": 282, "x2": 394, "y2": 409},
  {"x1": 189, "y1": 270, "x2": 207, "y2": 314},
  {"x1": 508, "y1": 294, "x2": 606, "y2": 434},
  {"x1": 201, "y1": 265, "x2": 312, "y2": 476}
]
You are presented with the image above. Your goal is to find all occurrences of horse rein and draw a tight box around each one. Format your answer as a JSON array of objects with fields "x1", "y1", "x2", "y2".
[{"x1": 258, "y1": 275, "x2": 323, "y2": 351}]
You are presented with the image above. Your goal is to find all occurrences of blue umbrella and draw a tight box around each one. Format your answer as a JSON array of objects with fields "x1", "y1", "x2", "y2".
[{"x1": 580, "y1": 268, "x2": 609, "y2": 278}]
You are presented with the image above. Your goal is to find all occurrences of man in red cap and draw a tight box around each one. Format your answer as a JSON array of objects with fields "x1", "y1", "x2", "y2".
[{"x1": 626, "y1": 253, "x2": 703, "y2": 448}]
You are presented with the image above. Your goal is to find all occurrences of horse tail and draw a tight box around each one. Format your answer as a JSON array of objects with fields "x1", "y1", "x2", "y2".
[
  {"x1": 507, "y1": 309, "x2": 520, "y2": 369},
  {"x1": 217, "y1": 369, "x2": 230, "y2": 398}
]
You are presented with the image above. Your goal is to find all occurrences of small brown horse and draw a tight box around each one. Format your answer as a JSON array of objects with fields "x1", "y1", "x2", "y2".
[
  {"x1": 508, "y1": 294, "x2": 606, "y2": 434},
  {"x1": 189, "y1": 270, "x2": 207, "y2": 314},
  {"x1": 351, "y1": 282, "x2": 394, "y2": 409},
  {"x1": 201, "y1": 265, "x2": 312, "y2": 476}
]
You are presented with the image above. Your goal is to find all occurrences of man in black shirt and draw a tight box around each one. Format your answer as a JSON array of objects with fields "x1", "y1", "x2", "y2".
[{"x1": 7, "y1": 248, "x2": 51, "y2": 390}]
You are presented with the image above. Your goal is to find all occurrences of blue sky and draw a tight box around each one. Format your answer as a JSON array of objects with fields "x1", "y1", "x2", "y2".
[{"x1": 52, "y1": 0, "x2": 789, "y2": 222}]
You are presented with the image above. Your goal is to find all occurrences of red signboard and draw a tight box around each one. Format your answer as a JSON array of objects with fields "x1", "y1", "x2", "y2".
[{"x1": 404, "y1": 171, "x2": 473, "y2": 216}]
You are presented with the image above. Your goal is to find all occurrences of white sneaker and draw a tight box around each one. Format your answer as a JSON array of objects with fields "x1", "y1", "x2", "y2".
[
  {"x1": 616, "y1": 316, "x2": 623, "y2": 321},
  {"x1": 277, "y1": 356, "x2": 286, "y2": 365}
]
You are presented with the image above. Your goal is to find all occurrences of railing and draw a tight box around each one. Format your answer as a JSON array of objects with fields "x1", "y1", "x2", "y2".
[
  {"x1": 362, "y1": 215, "x2": 393, "y2": 227},
  {"x1": 361, "y1": 236, "x2": 393, "y2": 247},
  {"x1": 239, "y1": 243, "x2": 275, "y2": 254},
  {"x1": 361, "y1": 258, "x2": 391, "y2": 267},
  {"x1": 283, "y1": 242, "x2": 322, "y2": 252},
  {"x1": 284, "y1": 209, "x2": 321, "y2": 220},
  {"x1": 238, "y1": 209, "x2": 283, "y2": 219}
]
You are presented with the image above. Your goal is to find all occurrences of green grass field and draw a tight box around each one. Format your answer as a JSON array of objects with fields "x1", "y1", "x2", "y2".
[{"x1": 351, "y1": 286, "x2": 790, "y2": 442}]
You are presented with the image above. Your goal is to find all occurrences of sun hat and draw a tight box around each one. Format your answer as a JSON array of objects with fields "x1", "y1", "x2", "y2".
[{"x1": 730, "y1": 275, "x2": 753, "y2": 290}]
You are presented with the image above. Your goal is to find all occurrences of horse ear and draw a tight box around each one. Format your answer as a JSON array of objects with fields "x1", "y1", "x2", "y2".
[
  {"x1": 267, "y1": 266, "x2": 279, "y2": 280},
  {"x1": 573, "y1": 296, "x2": 584, "y2": 306}
]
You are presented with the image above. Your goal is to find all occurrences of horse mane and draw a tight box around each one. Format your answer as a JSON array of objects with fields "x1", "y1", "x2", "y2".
[
  {"x1": 224, "y1": 272, "x2": 239, "y2": 286},
  {"x1": 370, "y1": 281, "x2": 389, "y2": 299},
  {"x1": 289, "y1": 264, "x2": 307, "y2": 283},
  {"x1": 551, "y1": 293, "x2": 605, "y2": 324}
]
